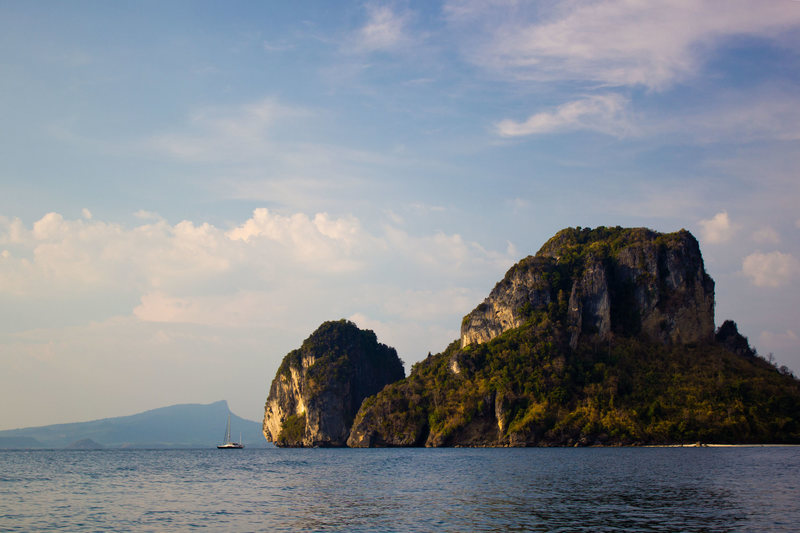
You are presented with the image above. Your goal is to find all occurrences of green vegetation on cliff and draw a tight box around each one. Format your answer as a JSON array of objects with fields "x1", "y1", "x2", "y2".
[
  {"x1": 277, "y1": 412, "x2": 306, "y2": 446},
  {"x1": 351, "y1": 317, "x2": 800, "y2": 446}
]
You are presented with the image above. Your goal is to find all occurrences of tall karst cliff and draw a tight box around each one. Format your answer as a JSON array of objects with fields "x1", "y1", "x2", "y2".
[
  {"x1": 460, "y1": 227, "x2": 715, "y2": 349},
  {"x1": 263, "y1": 320, "x2": 405, "y2": 447},
  {"x1": 348, "y1": 227, "x2": 800, "y2": 447}
]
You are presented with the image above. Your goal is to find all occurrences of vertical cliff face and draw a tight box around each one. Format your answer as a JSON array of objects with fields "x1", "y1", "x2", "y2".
[
  {"x1": 460, "y1": 227, "x2": 715, "y2": 349},
  {"x1": 263, "y1": 320, "x2": 405, "y2": 447},
  {"x1": 460, "y1": 256, "x2": 556, "y2": 347},
  {"x1": 609, "y1": 230, "x2": 715, "y2": 344}
]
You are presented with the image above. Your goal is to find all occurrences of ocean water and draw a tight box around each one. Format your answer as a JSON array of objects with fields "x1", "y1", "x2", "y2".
[{"x1": 1, "y1": 447, "x2": 798, "y2": 532}]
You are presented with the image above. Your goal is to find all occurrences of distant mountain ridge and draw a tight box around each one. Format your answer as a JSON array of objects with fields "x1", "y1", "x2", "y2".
[{"x1": 0, "y1": 400, "x2": 263, "y2": 449}]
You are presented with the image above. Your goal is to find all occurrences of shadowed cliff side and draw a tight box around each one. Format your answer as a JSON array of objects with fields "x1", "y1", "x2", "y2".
[{"x1": 263, "y1": 320, "x2": 405, "y2": 447}]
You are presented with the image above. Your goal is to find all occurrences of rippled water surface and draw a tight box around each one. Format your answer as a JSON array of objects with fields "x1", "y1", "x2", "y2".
[{"x1": 1, "y1": 447, "x2": 799, "y2": 531}]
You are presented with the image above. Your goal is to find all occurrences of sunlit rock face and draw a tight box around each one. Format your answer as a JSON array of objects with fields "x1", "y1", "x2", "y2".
[
  {"x1": 263, "y1": 320, "x2": 404, "y2": 447},
  {"x1": 460, "y1": 227, "x2": 715, "y2": 349}
]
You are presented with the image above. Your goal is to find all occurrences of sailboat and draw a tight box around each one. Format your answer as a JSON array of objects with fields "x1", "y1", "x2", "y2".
[{"x1": 217, "y1": 413, "x2": 244, "y2": 449}]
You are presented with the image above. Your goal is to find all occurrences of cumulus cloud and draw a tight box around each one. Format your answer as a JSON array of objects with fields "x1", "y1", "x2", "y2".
[
  {"x1": 1, "y1": 209, "x2": 517, "y2": 330},
  {"x1": 495, "y1": 94, "x2": 632, "y2": 137},
  {"x1": 698, "y1": 212, "x2": 735, "y2": 244},
  {"x1": 226, "y1": 208, "x2": 370, "y2": 272},
  {"x1": 447, "y1": 0, "x2": 800, "y2": 90},
  {"x1": 742, "y1": 251, "x2": 800, "y2": 288},
  {"x1": 0, "y1": 214, "x2": 234, "y2": 296},
  {"x1": 0, "y1": 216, "x2": 27, "y2": 245}
]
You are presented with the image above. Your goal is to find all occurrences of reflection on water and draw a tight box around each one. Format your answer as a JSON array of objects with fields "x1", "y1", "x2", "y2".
[{"x1": 1, "y1": 447, "x2": 798, "y2": 532}]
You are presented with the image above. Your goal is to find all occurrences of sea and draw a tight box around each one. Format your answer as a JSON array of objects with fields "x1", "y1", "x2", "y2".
[{"x1": 1, "y1": 446, "x2": 798, "y2": 532}]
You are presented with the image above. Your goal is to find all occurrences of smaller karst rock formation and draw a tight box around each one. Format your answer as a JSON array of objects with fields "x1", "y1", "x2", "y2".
[{"x1": 263, "y1": 320, "x2": 405, "y2": 447}]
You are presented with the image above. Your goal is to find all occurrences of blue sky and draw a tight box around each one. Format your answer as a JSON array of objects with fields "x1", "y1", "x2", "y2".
[{"x1": 2, "y1": 0, "x2": 800, "y2": 429}]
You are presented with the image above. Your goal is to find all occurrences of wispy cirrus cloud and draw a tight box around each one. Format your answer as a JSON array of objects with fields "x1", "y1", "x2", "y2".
[
  {"x1": 446, "y1": 0, "x2": 800, "y2": 90},
  {"x1": 144, "y1": 96, "x2": 407, "y2": 212},
  {"x1": 350, "y1": 3, "x2": 416, "y2": 53},
  {"x1": 495, "y1": 94, "x2": 633, "y2": 137},
  {"x1": 148, "y1": 98, "x2": 308, "y2": 162}
]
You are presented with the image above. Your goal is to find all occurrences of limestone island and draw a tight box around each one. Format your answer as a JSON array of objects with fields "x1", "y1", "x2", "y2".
[{"x1": 263, "y1": 226, "x2": 800, "y2": 447}]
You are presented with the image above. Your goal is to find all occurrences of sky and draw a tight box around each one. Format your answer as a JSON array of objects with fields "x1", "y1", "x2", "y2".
[{"x1": 1, "y1": 0, "x2": 800, "y2": 430}]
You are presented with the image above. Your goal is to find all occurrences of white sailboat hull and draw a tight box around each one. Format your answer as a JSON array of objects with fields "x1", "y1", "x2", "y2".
[{"x1": 217, "y1": 413, "x2": 245, "y2": 449}]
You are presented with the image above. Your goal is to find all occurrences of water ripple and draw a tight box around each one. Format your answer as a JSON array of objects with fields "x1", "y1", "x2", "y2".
[{"x1": 1, "y1": 447, "x2": 798, "y2": 531}]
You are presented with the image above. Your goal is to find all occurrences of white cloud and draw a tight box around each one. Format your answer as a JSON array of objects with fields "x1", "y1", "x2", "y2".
[
  {"x1": 134, "y1": 210, "x2": 162, "y2": 221},
  {"x1": 354, "y1": 4, "x2": 414, "y2": 52},
  {"x1": 348, "y1": 311, "x2": 460, "y2": 362},
  {"x1": 384, "y1": 210, "x2": 405, "y2": 226},
  {"x1": 1, "y1": 209, "x2": 517, "y2": 327},
  {"x1": 0, "y1": 215, "x2": 28, "y2": 244},
  {"x1": 447, "y1": 0, "x2": 800, "y2": 90},
  {"x1": 32, "y1": 212, "x2": 68, "y2": 240},
  {"x1": 226, "y1": 208, "x2": 369, "y2": 272},
  {"x1": 752, "y1": 227, "x2": 780, "y2": 245},
  {"x1": 382, "y1": 225, "x2": 513, "y2": 276},
  {"x1": 147, "y1": 97, "x2": 406, "y2": 213},
  {"x1": 742, "y1": 251, "x2": 800, "y2": 288},
  {"x1": 698, "y1": 212, "x2": 735, "y2": 244},
  {"x1": 495, "y1": 94, "x2": 633, "y2": 137},
  {"x1": 0, "y1": 214, "x2": 235, "y2": 296},
  {"x1": 132, "y1": 290, "x2": 289, "y2": 328},
  {"x1": 148, "y1": 98, "x2": 308, "y2": 163},
  {"x1": 81, "y1": 208, "x2": 92, "y2": 220}
]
